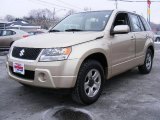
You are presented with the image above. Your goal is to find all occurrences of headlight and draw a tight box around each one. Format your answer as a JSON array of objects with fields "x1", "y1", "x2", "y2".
[{"x1": 39, "y1": 47, "x2": 72, "y2": 62}]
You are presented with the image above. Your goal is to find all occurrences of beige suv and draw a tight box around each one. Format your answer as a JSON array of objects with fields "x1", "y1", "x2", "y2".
[{"x1": 6, "y1": 10, "x2": 154, "y2": 105}]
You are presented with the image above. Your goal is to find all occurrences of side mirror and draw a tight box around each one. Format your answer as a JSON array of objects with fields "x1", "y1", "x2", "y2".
[{"x1": 111, "y1": 25, "x2": 130, "y2": 35}]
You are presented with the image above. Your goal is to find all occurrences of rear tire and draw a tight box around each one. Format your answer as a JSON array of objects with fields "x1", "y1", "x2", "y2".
[
  {"x1": 138, "y1": 49, "x2": 153, "y2": 74},
  {"x1": 72, "y1": 59, "x2": 105, "y2": 105}
]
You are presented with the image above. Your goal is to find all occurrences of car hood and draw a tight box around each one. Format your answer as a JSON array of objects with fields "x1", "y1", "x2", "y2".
[{"x1": 14, "y1": 32, "x2": 104, "y2": 48}]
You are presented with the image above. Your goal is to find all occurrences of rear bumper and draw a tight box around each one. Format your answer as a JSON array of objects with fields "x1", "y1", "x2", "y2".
[{"x1": 6, "y1": 58, "x2": 81, "y2": 88}]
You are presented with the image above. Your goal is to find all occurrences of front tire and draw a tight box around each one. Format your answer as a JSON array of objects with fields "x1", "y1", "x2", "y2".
[
  {"x1": 138, "y1": 49, "x2": 153, "y2": 74},
  {"x1": 72, "y1": 59, "x2": 105, "y2": 105}
]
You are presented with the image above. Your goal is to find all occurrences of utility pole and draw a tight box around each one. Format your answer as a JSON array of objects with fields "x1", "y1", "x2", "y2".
[
  {"x1": 115, "y1": 0, "x2": 118, "y2": 9},
  {"x1": 147, "y1": 0, "x2": 151, "y2": 24}
]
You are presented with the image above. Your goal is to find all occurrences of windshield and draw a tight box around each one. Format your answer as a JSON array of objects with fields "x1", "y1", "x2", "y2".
[{"x1": 51, "y1": 11, "x2": 112, "y2": 32}]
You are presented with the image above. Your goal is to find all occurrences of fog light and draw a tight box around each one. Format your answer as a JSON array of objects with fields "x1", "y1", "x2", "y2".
[{"x1": 39, "y1": 73, "x2": 47, "y2": 82}]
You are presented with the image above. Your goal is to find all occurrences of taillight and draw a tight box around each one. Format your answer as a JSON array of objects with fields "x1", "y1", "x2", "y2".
[{"x1": 23, "y1": 35, "x2": 29, "y2": 38}]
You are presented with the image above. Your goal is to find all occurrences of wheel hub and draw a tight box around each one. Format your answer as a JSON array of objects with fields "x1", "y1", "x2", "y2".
[
  {"x1": 84, "y1": 69, "x2": 101, "y2": 98},
  {"x1": 88, "y1": 78, "x2": 94, "y2": 87},
  {"x1": 146, "y1": 53, "x2": 152, "y2": 70}
]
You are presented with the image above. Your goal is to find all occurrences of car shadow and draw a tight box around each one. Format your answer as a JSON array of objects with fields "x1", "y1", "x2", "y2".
[{"x1": 13, "y1": 68, "x2": 141, "y2": 108}]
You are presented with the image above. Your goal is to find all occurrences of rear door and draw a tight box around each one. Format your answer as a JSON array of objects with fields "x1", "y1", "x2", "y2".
[{"x1": 129, "y1": 14, "x2": 148, "y2": 57}]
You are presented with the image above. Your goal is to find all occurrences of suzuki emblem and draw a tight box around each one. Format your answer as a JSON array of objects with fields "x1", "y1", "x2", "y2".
[{"x1": 19, "y1": 49, "x2": 25, "y2": 57}]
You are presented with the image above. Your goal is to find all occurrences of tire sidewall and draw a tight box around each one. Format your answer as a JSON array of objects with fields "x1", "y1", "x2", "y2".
[
  {"x1": 144, "y1": 49, "x2": 153, "y2": 72},
  {"x1": 77, "y1": 60, "x2": 105, "y2": 104}
]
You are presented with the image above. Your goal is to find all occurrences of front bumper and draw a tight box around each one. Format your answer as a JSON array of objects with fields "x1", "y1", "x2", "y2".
[{"x1": 6, "y1": 58, "x2": 81, "y2": 88}]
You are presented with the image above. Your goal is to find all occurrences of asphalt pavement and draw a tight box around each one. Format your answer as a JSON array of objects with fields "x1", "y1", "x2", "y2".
[{"x1": 0, "y1": 43, "x2": 160, "y2": 120}]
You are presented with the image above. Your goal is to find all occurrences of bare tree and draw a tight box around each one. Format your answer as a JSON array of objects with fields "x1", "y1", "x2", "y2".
[
  {"x1": 24, "y1": 9, "x2": 60, "y2": 29},
  {"x1": 84, "y1": 7, "x2": 91, "y2": 12},
  {"x1": 65, "y1": 9, "x2": 76, "y2": 16},
  {"x1": 4, "y1": 15, "x2": 15, "y2": 22}
]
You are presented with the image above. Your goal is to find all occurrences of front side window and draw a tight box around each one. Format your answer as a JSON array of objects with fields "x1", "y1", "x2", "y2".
[
  {"x1": 51, "y1": 11, "x2": 112, "y2": 32},
  {"x1": 113, "y1": 13, "x2": 130, "y2": 29},
  {"x1": 129, "y1": 14, "x2": 142, "y2": 32}
]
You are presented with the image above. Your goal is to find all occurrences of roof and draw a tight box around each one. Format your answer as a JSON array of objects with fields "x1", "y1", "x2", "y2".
[{"x1": 73, "y1": 9, "x2": 139, "y2": 16}]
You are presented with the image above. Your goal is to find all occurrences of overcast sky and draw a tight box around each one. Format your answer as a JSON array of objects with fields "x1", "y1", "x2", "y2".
[{"x1": 0, "y1": 0, "x2": 160, "y2": 23}]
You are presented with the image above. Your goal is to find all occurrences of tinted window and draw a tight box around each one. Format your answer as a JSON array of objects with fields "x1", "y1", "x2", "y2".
[
  {"x1": 140, "y1": 16, "x2": 151, "y2": 31},
  {"x1": 129, "y1": 14, "x2": 142, "y2": 32},
  {"x1": 113, "y1": 13, "x2": 131, "y2": 30}
]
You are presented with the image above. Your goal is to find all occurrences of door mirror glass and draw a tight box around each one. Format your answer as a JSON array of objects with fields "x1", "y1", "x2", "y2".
[{"x1": 112, "y1": 25, "x2": 130, "y2": 34}]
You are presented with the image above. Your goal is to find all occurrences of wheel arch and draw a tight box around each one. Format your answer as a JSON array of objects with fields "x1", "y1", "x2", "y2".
[
  {"x1": 148, "y1": 45, "x2": 154, "y2": 58},
  {"x1": 78, "y1": 52, "x2": 109, "y2": 79},
  {"x1": 10, "y1": 41, "x2": 14, "y2": 47}
]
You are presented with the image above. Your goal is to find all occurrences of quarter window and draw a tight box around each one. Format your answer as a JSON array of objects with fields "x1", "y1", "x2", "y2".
[
  {"x1": 140, "y1": 16, "x2": 151, "y2": 31},
  {"x1": 138, "y1": 17, "x2": 145, "y2": 31}
]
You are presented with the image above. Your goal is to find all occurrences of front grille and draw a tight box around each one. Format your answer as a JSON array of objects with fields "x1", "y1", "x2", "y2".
[
  {"x1": 9, "y1": 66, "x2": 35, "y2": 80},
  {"x1": 12, "y1": 47, "x2": 42, "y2": 60}
]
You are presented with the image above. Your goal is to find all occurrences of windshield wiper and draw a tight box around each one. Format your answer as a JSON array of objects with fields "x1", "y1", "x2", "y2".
[
  {"x1": 65, "y1": 29, "x2": 84, "y2": 32},
  {"x1": 49, "y1": 29, "x2": 61, "y2": 32}
]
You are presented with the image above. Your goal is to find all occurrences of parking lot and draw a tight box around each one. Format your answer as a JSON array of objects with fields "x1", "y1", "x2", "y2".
[{"x1": 0, "y1": 44, "x2": 160, "y2": 120}]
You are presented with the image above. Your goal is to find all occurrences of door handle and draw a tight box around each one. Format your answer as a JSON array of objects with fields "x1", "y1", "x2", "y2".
[
  {"x1": 131, "y1": 36, "x2": 135, "y2": 40},
  {"x1": 146, "y1": 34, "x2": 149, "y2": 39}
]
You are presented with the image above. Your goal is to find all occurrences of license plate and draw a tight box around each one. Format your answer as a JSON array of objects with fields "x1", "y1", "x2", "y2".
[{"x1": 13, "y1": 62, "x2": 25, "y2": 75}]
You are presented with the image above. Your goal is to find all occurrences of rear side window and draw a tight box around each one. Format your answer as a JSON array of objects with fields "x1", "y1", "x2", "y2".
[
  {"x1": 2, "y1": 30, "x2": 16, "y2": 36},
  {"x1": 0, "y1": 30, "x2": 2, "y2": 36},
  {"x1": 12, "y1": 31, "x2": 16, "y2": 35},
  {"x1": 140, "y1": 16, "x2": 151, "y2": 31},
  {"x1": 129, "y1": 14, "x2": 142, "y2": 32},
  {"x1": 138, "y1": 16, "x2": 145, "y2": 31}
]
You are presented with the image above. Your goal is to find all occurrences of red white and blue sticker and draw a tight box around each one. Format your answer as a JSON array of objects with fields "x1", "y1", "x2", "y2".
[{"x1": 13, "y1": 62, "x2": 25, "y2": 75}]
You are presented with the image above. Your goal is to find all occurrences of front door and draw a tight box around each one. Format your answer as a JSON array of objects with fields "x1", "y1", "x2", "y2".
[
  {"x1": 129, "y1": 14, "x2": 148, "y2": 57},
  {"x1": 110, "y1": 13, "x2": 136, "y2": 76}
]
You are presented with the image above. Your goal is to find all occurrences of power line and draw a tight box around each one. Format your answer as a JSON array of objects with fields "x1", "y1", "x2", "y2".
[
  {"x1": 32, "y1": 0, "x2": 81, "y2": 11},
  {"x1": 53, "y1": 0, "x2": 83, "y2": 10},
  {"x1": 28, "y1": 0, "x2": 61, "y2": 9},
  {"x1": 108, "y1": 0, "x2": 160, "y2": 2},
  {"x1": 36, "y1": 0, "x2": 75, "y2": 9}
]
